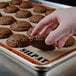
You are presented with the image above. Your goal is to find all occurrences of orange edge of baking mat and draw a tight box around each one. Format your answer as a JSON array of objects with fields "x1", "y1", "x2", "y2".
[
  {"x1": 0, "y1": 42, "x2": 76, "y2": 65},
  {"x1": 45, "y1": 48, "x2": 76, "y2": 64},
  {"x1": 0, "y1": 42, "x2": 41, "y2": 65}
]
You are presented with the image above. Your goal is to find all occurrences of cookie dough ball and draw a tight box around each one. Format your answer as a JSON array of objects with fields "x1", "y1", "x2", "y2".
[
  {"x1": 20, "y1": 1, "x2": 32, "y2": 9},
  {"x1": 29, "y1": 14, "x2": 44, "y2": 23},
  {"x1": 4, "y1": 6, "x2": 19, "y2": 13},
  {"x1": 34, "y1": 5, "x2": 47, "y2": 13},
  {"x1": 0, "y1": 27, "x2": 13, "y2": 39},
  {"x1": 45, "y1": 9, "x2": 56, "y2": 15},
  {"x1": 10, "y1": 21, "x2": 32, "y2": 31},
  {"x1": 64, "y1": 37, "x2": 75, "y2": 47},
  {"x1": 0, "y1": 2, "x2": 9, "y2": 8},
  {"x1": 0, "y1": 16, "x2": 16, "y2": 25},
  {"x1": 10, "y1": 0, "x2": 22, "y2": 5},
  {"x1": 27, "y1": 27, "x2": 55, "y2": 50},
  {"x1": 6, "y1": 34, "x2": 29, "y2": 47},
  {"x1": 15, "y1": 10, "x2": 32, "y2": 18}
]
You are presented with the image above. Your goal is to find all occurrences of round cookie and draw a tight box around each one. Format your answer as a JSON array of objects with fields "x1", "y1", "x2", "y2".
[
  {"x1": 34, "y1": 5, "x2": 47, "y2": 13},
  {"x1": 64, "y1": 36, "x2": 75, "y2": 47},
  {"x1": 0, "y1": 2, "x2": 9, "y2": 8},
  {"x1": 4, "y1": 6, "x2": 19, "y2": 13},
  {"x1": 0, "y1": 27, "x2": 13, "y2": 39},
  {"x1": 27, "y1": 27, "x2": 34, "y2": 37},
  {"x1": 10, "y1": 0, "x2": 22, "y2": 5},
  {"x1": 27, "y1": 27, "x2": 55, "y2": 50},
  {"x1": 15, "y1": 10, "x2": 32, "y2": 18},
  {"x1": 20, "y1": 1, "x2": 32, "y2": 9},
  {"x1": 10, "y1": 21, "x2": 32, "y2": 31},
  {"x1": 6, "y1": 34, "x2": 29, "y2": 47},
  {"x1": 45, "y1": 9, "x2": 56, "y2": 15},
  {"x1": 29, "y1": 14, "x2": 44, "y2": 23},
  {"x1": 0, "y1": 16, "x2": 16, "y2": 25}
]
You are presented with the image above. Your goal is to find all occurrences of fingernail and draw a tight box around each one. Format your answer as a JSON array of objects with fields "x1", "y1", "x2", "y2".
[
  {"x1": 31, "y1": 32, "x2": 33, "y2": 36},
  {"x1": 31, "y1": 32, "x2": 38, "y2": 37},
  {"x1": 45, "y1": 40, "x2": 54, "y2": 45}
]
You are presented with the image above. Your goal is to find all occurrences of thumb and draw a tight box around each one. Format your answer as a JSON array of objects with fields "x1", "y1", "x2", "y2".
[{"x1": 45, "y1": 23, "x2": 70, "y2": 45}]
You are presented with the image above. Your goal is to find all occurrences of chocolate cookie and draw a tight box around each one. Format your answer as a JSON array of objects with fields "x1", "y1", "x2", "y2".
[
  {"x1": 10, "y1": 21, "x2": 32, "y2": 31},
  {"x1": 29, "y1": 14, "x2": 44, "y2": 23},
  {"x1": 15, "y1": 10, "x2": 32, "y2": 18},
  {"x1": 34, "y1": 5, "x2": 47, "y2": 13},
  {"x1": 4, "y1": 6, "x2": 19, "y2": 13},
  {"x1": 45, "y1": 9, "x2": 56, "y2": 15},
  {"x1": 0, "y1": 2, "x2": 9, "y2": 8},
  {"x1": 10, "y1": 0, "x2": 22, "y2": 5},
  {"x1": 0, "y1": 27, "x2": 13, "y2": 39},
  {"x1": 0, "y1": 16, "x2": 16, "y2": 25},
  {"x1": 64, "y1": 36, "x2": 75, "y2": 47},
  {"x1": 27, "y1": 27, "x2": 55, "y2": 50},
  {"x1": 20, "y1": 1, "x2": 32, "y2": 9},
  {"x1": 6, "y1": 34, "x2": 29, "y2": 47}
]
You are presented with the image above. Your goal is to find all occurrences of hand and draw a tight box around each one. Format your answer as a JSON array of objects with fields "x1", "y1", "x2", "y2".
[{"x1": 31, "y1": 7, "x2": 76, "y2": 48}]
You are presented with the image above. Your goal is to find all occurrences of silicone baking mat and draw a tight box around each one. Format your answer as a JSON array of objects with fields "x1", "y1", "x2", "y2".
[{"x1": 0, "y1": 0, "x2": 76, "y2": 65}]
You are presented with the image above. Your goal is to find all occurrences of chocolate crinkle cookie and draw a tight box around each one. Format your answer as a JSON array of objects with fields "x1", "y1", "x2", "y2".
[
  {"x1": 10, "y1": 21, "x2": 32, "y2": 31},
  {"x1": 4, "y1": 5, "x2": 19, "y2": 13},
  {"x1": 34, "y1": 5, "x2": 47, "y2": 13},
  {"x1": 15, "y1": 10, "x2": 32, "y2": 18},
  {"x1": 64, "y1": 36, "x2": 75, "y2": 47},
  {"x1": 6, "y1": 34, "x2": 29, "y2": 47},
  {"x1": 0, "y1": 16, "x2": 16, "y2": 25},
  {"x1": 20, "y1": 1, "x2": 32, "y2": 9},
  {"x1": 0, "y1": 2, "x2": 9, "y2": 8},
  {"x1": 27, "y1": 27, "x2": 55, "y2": 51},
  {"x1": 10, "y1": 0, "x2": 22, "y2": 5},
  {"x1": 0, "y1": 27, "x2": 13, "y2": 39},
  {"x1": 29, "y1": 14, "x2": 44, "y2": 23}
]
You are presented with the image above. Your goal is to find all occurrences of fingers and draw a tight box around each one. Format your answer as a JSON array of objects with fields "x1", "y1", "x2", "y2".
[
  {"x1": 45, "y1": 23, "x2": 70, "y2": 45},
  {"x1": 39, "y1": 23, "x2": 58, "y2": 37},
  {"x1": 31, "y1": 13, "x2": 57, "y2": 36}
]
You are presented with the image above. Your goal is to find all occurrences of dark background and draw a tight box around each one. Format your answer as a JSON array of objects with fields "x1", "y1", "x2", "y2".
[{"x1": 46, "y1": 0, "x2": 76, "y2": 6}]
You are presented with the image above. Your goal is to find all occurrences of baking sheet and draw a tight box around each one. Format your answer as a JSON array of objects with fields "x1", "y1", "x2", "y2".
[
  {"x1": 32, "y1": 0, "x2": 72, "y2": 8},
  {"x1": 0, "y1": 0, "x2": 76, "y2": 65}
]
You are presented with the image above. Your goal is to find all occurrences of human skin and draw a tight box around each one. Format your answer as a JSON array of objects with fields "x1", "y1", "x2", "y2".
[{"x1": 31, "y1": 7, "x2": 76, "y2": 48}]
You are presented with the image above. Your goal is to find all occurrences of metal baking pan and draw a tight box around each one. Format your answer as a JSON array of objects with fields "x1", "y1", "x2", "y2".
[
  {"x1": 32, "y1": 0, "x2": 72, "y2": 8},
  {"x1": 0, "y1": 0, "x2": 76, "y2": 76}
]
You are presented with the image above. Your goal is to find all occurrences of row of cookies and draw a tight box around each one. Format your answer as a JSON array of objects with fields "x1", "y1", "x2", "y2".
[
  {"x1": 0, "y1": 0, "x2": 55, "y2": 13},
  {"x1": 0, "y1": 0, "x2": 55, "y2": 23},
  {"x1": 0, "y1": 26, "x2": 55, "y2": 50},
  {"x1": 3, "y1": 5, "x2": 55, "y2": 19},
  {"x1": 0, "y1": 26, "x2": 75, "y2": 51}
]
